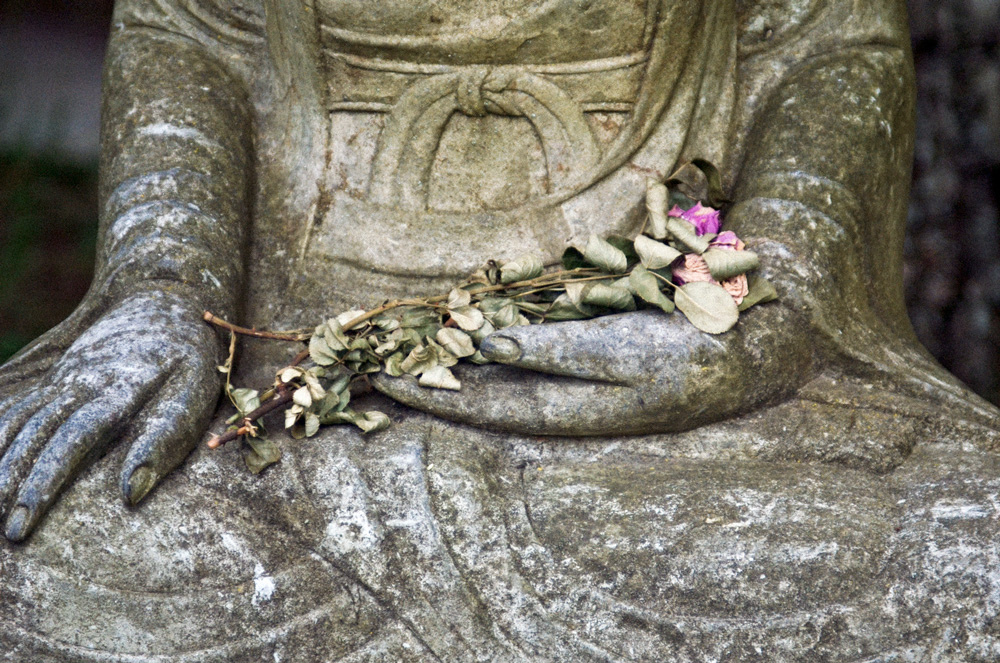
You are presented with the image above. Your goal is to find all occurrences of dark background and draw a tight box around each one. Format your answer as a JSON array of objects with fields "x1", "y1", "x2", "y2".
[{"x1": 1, "y1": 0, "x2": 999, "y2": 403}]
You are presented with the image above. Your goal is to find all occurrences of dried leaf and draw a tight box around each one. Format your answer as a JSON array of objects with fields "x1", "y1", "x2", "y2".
[
  {"x1": 354, "y1": 361, "x2": 382, "y2": 374},
  {"x1": 419, "y1": 365, "x2": 462, "y2": 390},
  {"x1": 545, "y1": 295, "x2": 595, "y2": 320},
  {"x1": 738, "y1": 275, "x2": 779, "y2": 311},
  {"x1": 374, "y1": 337, "x2": 400, "y2": 355},
  {"x1": 450, "y1": 305, "x2": 484, "y2": 331},
  {"x1": 675, "y1": 281, "x2": 739, "y2": 334},
  {"x1": 325, "y1": 409, "x2": 390, "y2": 434},
  {"x1": 489, "y1": 303, "x2": 520, "y2": 329},
  {"x1": 645, "y1": 179, "x2": 669, "y2": 239},
  {"x1": 690, "y1": 158, "x2": 731, "y2": 208},
  {"x1": 328, "y1": 371, "x2": 352, "y2": 395},
  {"x1": 606, "y1": 235, "x2": 639, "y2": 265},
  {"x1": 293, "y1": 385, "x2": 312, "y2": 408},
  {"x1": 665, "y1": 160, "x2": 730, "y2": 208},
  {"x1": 284, "y1": 406, "x2": 300, "y2": 429},
  {"x1": 317, "y1": 391, "x2": 352, "y2": 425},
  {"x1": 665, "y1": 217, "x2": 710, "y2": 254},
  {"x1": 580, "y1": 283, "x2": 636, "y2": 310},
  {"x1": 630, "y1": 265, "x2": 675, "y2": 313},
  {"x1": 400, "y1": 344, "x2": 438, "y2": 376},
  {"x1": 303, "y1": 371, "x2": 326, "y2": 400},
  {"x1": 447, "y1": 288, "x2": 471, "y2": 309},
  {"x1": 547, "y1": 295, "x2": 596, "y2": 320},
  {"x1": 279, "y1": 367, "x2": 301, "y2": 383},
  {"x1": 228, "y1": 387, "x2": 260, "y2": 416},
  {"x1": 610, "y1": 276, "x2": 634, "y2": 295},
  {"x1": 467, "y1": 318, "x2": 495, "y2": 343},
  {"x1": 384, "y1": 351, "x2": 405, "y2": 376},
  {"x1": 500, "y1": 253, "x2": 544, "y2": 284},
  {"x1": 477, "y1": 298, "x2": 507, "y2": 314},
  {"x1": 348, "y1": 336, "x2": 373, "y2": 352},
  {"x1": 436, "y1": 328, "x2": 476, "y2": 358},
  {"x1": 321, "y1": 319, "x2": 350, "y2": 350},
  {"x1": 244, "y1": 437, "x2": 281, "y2": 474},
  {"x1": 424, "y1": 337, "x2": 457, "y2": 367},
  {"x1": 634, "y1": 234, "x2": 682, "y2": 270},
  {"x1": 309, "y1": 334, "x2": 341, "y2": 366},
  {"x1": 355, "y1": 410, "x2": 391, "y2": 433},
  {"x1": 304, "y1": 412, "x2": 320, "y2": 437},
  {"x1": 336, "y1": 309, "x2": 367, "y2": 329},
  {"x1": 584, "y1": 234, "x2": 628, "y2": 274},
  {"x1": 372, "y1": 314, "x2": 400, "y2": 331},
  {"x1": 468, "y1": 350, "x2": 490, "y2": 364},
  {"x1": 400, "y1": 308, "x2": 440, "y2": 328},
  {"x1": 702, "y1": 248, "x2": 759, "y2": 281},
  {"x1": 565, "y1": 281, "x2": 589, "y2": 306},
  {"x1": 314, "y1": 390, "x2": 346, "y2": 419}
]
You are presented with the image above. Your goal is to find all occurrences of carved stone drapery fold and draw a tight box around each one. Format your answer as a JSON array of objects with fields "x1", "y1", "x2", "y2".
[{"x1": 369, "y1": 66, "x2": 603, "y2": 210}]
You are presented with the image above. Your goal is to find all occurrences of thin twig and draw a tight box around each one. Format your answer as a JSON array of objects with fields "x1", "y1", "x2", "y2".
[
  {"x1": 339, "y1": 268, "x2": 603, "y2": 331},
  {"x1": 206, "y1": 389, "x2": 296, "y2": 448},
  {"x1": 203, "y1": 312, "x2": 311, "y2": 342},
  {"x1": 289, "y1": 348, "x2": 311, "y2": 367}
]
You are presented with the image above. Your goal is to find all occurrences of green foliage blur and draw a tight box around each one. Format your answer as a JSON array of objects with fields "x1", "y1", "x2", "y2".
[{"x1": 0, "y1": 150, "x2": 97, "y2": 362}]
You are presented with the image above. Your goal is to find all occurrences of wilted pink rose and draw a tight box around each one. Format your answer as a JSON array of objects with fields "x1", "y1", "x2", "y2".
[
  {"x1": 667, "y1": 202, "x2": 721, "y2": 236},
  {"x1": 672, "y1": 229, "x2": 750, "y2": 305},
  {"x1": 671, "y1": 254, "x2": 714, "y2": 285},
  {"x1": 710, "y1": 231, "x2": 748, "y2": 304},
  {"x1": 711, "y1": 230, "x2": 745, "y2": 251},
  {"x1": 721, "y1": 274, "x2": 749, "y2": 304}
]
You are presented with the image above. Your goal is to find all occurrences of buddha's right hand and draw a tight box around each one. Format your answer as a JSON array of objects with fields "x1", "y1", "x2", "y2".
[{"x1": 0, "y1": 287, "x2": 222, "y2": 542}]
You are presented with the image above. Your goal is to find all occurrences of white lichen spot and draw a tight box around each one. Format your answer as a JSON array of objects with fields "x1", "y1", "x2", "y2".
[
  {"x1": 201, "y1": 269, "x2": 222, "y2": 289},
  {"x1": 137, "y1": 123, "x2": 221, "y2": 150},
  {"x1": 930, "y1": 502, "x2": 991, "y2": 521},
  {"x1": 252, "y1": 563, "x2": 275, "y2": 606},
  {"x1": 220, "y1": 531, "x2": 249, "y2": 558}
]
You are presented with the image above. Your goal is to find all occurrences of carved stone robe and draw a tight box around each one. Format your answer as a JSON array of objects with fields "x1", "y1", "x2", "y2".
[{"x1": 2, "y1": 1, "x2": 999, "y2": 661}]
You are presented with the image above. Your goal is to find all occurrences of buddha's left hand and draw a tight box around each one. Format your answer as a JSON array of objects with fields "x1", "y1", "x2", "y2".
[{"x1": 372, "y1": 302, "x2": 813, "y2": 436}]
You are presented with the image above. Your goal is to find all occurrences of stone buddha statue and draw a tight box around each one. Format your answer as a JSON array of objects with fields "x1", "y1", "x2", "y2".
[{"x1": 2, "y1": 0, "x2": 999, "y2": 659}]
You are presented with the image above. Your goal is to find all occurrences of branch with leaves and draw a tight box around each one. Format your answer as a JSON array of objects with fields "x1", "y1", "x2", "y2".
[{"x1": 204, "y1": 163, "x2": 777, "y2": 473}]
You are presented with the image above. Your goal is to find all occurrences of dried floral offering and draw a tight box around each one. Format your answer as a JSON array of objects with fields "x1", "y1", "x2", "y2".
[{"x1": 205, "y1": 164, "x2": 777, "y2": 472}]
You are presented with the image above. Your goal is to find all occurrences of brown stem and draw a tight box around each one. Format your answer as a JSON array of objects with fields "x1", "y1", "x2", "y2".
[
  {"x1": 338, "y1": 268, "x2": 602, "y2": 331},
  {"x1": 203, "y1": 311, "x2": 311, "y2": 342},
  {"x1": 206, "y1": 389, "x2": 296, "y2": 449},
  {"x1": 289, "y1": 348, "x2": 311, "y2": 367}
]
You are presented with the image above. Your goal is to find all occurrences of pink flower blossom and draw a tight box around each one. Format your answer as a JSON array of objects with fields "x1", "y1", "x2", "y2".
[
  {"x1": 711, "y1": 230, "x2": 744, "y2": 251},
  {"x1": 721, "y1": 274, "x2": 749, "y2": 304},
  {"x1": 672, "y1": 254, "x2": 714, "y2": 285},
  {"x1": 671, "y1": 229, "x2": 750, "y2": 305},
  {"x1": 667, "y1": 202, "x2": 721, "y2": 236}
]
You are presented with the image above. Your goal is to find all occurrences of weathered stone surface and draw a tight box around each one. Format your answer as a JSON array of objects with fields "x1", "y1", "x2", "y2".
[
  {"x1": 1, "y1": 0, "x2": 999, "y2": 660},
  {"x1": 3, "y1": 402, "x2": 1000, "y2": 660}
]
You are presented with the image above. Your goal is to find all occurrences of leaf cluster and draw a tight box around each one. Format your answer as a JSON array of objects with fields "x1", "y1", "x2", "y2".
[{"x1": 211, "y1": 162, "x2": 778, "y2": 471}]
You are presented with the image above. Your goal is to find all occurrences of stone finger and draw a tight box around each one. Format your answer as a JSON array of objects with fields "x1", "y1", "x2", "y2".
[
  {"x1": 0, "y1": 392, "x2": 81, "y2": 522},
  {"x1": 120, "y1": 375, "x2": 219, "y2": 506},
  {"x1": 479, "y1": 310, "x2": 701, "y2": 383},
  {"x1": 373, "y1": 367, "x2": 643, "y2": 436},
  {"x1": 3, "y1": 388, "x2": 154, "y2": 542},
  {"x1": 0, "y1": 388, "x2": 48, "y2": 459}
]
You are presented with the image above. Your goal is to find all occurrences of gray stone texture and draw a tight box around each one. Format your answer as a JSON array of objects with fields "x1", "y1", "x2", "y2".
[{"x1": 1, "y1": 0, "x2": 1000, "y2": 660}]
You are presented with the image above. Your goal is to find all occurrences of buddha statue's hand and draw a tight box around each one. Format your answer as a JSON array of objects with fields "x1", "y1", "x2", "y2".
[
  {"x1": 0, "y1": 288, "x2": 222, "y2": 541},
  {"x1": 372, "y1": 300, "x2": 813, "y2": 436}
]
